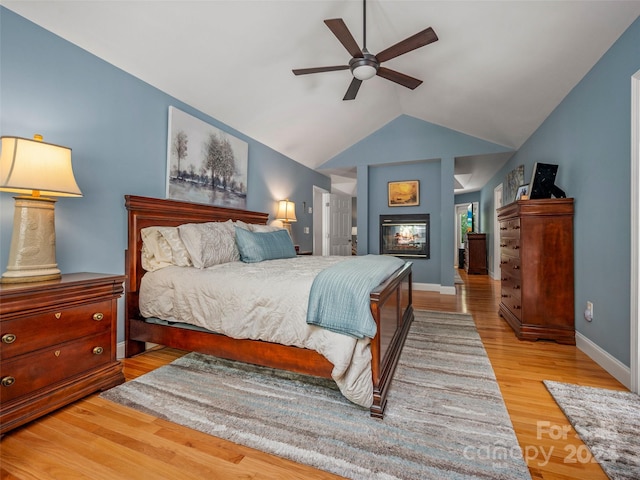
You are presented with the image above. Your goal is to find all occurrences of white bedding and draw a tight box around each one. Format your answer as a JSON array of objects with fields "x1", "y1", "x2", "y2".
[{"x1": 139, "y1": 255, "x2": 375, "y2": 407}]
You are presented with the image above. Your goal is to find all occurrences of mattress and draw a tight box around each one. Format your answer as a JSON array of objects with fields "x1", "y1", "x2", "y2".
[{"x1": 139, "y1": 255, "x2": 375, "y2": 407}]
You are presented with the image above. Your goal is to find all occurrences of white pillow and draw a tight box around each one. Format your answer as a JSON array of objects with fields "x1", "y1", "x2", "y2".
[
  {"x1": 141, "y1": 226, "x2": 192, "y2": 272},
  {"x1": 249, "y1": 224, "x2": 285, "y2": 233},
  {"x1": 178, "y1": 220, "x2": 240, "y2": 268}
]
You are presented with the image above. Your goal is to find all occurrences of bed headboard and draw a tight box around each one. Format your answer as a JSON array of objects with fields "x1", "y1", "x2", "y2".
[{"x1": 124, "y1": 195, "x2": 269, "y2": 321}]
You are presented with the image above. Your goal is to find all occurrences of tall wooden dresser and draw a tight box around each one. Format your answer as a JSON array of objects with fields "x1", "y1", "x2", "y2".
[
  {"x1": 464, "y1": 233, "x2": 488, "y2": 274},
  {"x1": 0, "y1": 273, "x2": 126, "y2": 435},
  {"x1": 497, "y1": 199, "x2": 575, "y2": 344}
]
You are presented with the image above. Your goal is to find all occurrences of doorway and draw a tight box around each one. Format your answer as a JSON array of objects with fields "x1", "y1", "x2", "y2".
[
  {"x1": 631, "y1": 70, "x2": 639, "y2": 393},
  {"x1": 493, "y1": 184, "x2": 503, "y2": 280}
]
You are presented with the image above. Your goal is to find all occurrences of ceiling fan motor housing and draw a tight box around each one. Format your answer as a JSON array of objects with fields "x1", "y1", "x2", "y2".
[{"x1": 350, "y1": 52, "x2": 379, "y2": 80}]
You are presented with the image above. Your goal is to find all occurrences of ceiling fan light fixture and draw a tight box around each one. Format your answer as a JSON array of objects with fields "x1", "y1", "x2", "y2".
[{"x1": 350, "y1": 54, "x2": 378, "y2": 80}]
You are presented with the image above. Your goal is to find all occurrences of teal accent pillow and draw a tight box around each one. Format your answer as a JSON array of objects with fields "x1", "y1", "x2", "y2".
[{"x1": 234, "y1": 226, "x2": 297, "y2": 263}]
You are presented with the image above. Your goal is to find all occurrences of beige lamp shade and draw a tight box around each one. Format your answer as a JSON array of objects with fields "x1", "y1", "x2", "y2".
[
  {"x1": 275, "y1": 199, "x2": 297, "y2": 223},
  {"x1": 0, "y1": 135, "x2": 82, "y2": 197},
  {"x1": 0, "y1": 135, "x2": 82, "y2": 283}
]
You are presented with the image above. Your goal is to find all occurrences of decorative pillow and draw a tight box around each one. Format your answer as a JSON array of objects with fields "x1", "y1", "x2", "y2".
[
  {"x1": 249, "y1": 223, "x2": 285, "y2": 233},
  {"x1": 234, "y1": 226, "x2": 297, "y2": 263},
  {"x1": 140, "y1": 226, "x2": 192, "y2": 272},
  {"x1": 178, "y1": 220, "x2": 240, "y2": 268},
  {"x1": 234, "y1": 220, "x2": 252, "y2": 231}
]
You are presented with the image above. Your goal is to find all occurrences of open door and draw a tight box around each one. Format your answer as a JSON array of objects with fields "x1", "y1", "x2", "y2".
[{"x1": 322, "y1": 192, "x2": 352, "y2": 256}]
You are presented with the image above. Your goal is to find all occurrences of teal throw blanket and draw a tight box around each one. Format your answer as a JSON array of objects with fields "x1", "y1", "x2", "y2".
[{"x1": 306, "y1": 255, "x2": 405, "y2": 339}]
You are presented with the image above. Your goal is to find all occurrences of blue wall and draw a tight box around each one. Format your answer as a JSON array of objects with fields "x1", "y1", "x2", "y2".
[
  {"x1": 0, "y1": 8, "x2": 330, "y2": 341},
  {"x1": 368, "y1": 161, "x2": 442, "y2": 284},
  {"x1": 321, "y1": 115, "x2": 512, "y2": 287},
  {"x1": 480, "y1": 16, "x2": 640, "y2": 366}
]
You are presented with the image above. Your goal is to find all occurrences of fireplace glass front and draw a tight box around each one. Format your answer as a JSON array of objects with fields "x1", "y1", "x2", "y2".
[{"x1": 380, "y1": 214, "x2": 430, "y2": 258}]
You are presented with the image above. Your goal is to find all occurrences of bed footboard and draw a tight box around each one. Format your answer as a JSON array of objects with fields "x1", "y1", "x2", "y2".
[{"x1": 369, "y1": 261, "x2": 414, "y2": 418}]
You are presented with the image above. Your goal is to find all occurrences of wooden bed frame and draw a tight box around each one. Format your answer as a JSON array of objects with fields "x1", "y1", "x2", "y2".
[{"x1": 124, "y1": 195, "x2": 414, "y2": 418}]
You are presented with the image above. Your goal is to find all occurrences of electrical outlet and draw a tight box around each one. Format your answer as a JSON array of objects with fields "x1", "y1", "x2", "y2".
[
  {"x1": 584, "y1": 301, "x2": 593, "y2": 322},
  {"x1": 304, "y1": 227, "x2": 310, "y2": 234}
]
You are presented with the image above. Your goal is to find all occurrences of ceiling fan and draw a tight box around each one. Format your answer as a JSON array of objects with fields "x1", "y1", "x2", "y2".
[{"x1": 292, "y1": 0, "x2": 438, "y2": 101}]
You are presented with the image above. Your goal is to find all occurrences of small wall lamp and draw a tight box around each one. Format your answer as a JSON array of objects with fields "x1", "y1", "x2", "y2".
[{"x1": 0, "y1": 135, "x2": 82, "y2": 283}]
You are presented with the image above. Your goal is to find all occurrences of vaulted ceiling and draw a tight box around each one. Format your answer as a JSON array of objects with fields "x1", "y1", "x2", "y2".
[{"x1": 4, "y1": 1, "x2": 640, "y2": 192}]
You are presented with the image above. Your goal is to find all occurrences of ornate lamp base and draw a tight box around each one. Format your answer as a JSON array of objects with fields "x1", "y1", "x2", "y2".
[{"x1": 1, "y1": 196, "x2": 61, "y2": 283}]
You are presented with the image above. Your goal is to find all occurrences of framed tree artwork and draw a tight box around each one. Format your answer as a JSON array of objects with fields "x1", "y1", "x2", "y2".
[{"x1": 166, "y1": 106, "x2": 248, "y2": 209}]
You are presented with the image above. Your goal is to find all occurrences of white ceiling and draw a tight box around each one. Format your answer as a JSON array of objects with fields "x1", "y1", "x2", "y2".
[{"x1": 4, "y1": 0, "x2": 640, "y2": 192}]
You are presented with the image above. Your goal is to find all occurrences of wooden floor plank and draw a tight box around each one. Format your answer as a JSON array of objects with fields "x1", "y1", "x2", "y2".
[{"x1": 0, "y1": 270, "x2": 628, "y2": 479}]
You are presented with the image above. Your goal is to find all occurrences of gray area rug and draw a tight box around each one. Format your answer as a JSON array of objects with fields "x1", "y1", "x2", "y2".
[
  {"x1": 102, "y1": 310, "x2": 531, "y2": 479},
  {"x1": 544, "y1": 380, "x2": 640, "y2": 480}
]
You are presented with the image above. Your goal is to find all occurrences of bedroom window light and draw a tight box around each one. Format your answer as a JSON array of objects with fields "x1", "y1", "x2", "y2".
[{"x1": 0, "y1": 135, "x2": 82, "y2": 283}]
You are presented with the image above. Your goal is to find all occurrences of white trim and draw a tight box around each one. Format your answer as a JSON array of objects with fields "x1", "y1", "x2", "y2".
[
  {"x1": 413, "y1": 282, "x2": 456, "y2": 295},
  {"x1": 576, "y1": 332, "x2": 631, "y2": 389},
  {"x1": 117, "y1": 341, "x2": 125, "y2": 360},
  {"x1": 493, "y1": 184, "x2": 503, "y2": 280},
  {"x1": 631, "y1": 70, "x2": 640, "y2": 393},
  {"x1": 440, "y1": 286, "x2": 456, "y2": 295}
]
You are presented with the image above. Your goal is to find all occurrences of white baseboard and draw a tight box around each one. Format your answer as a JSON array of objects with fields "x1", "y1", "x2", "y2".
[
  {"x1": 116, "y1": 341, "x2": 158, "y2": 360},
  {"x1": 575, "y1": 331, "x2": 631, "y2": 389},
  {"x1": 413, "y1": 282, "x2": 456, "y2": 296},
  {"x1": 117, "y1": 341, "x2": 125, "y2": 360}
]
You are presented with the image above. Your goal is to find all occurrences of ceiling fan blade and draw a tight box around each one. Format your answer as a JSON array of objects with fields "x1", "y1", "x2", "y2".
[
  {"x1": 292, "y1": 65, "x2": 349, "y2": 75},
  {"x1": 324, "y1": 18, "x2": 363, "y2": 58},
  {"x1": 377, "y1": 67, "x2": 423, "y2": 90},
  {"x1": 343, "y1": 77, "x2": 363, "y2": 101},
  {"x1": 375, "y1": 27, "x2": 438, "y2": 63}
]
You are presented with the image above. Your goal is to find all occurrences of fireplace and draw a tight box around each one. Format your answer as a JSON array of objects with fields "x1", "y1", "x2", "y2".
[{"x1": 380, "y1": 214, "x2": 430, "y2": 258}]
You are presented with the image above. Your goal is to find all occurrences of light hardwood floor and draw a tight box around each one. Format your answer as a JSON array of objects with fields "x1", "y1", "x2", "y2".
[{"x1": 0, "y1": 271, "x2": 628, "y2": 479}]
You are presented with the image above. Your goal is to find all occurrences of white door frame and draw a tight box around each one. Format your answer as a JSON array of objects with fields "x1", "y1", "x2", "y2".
[
  {"x1": 630, "y1": 70, "x2": 639, "y2": 393},
  {"x1": 493, "y1": 184, "x2": 503, "y2": 280}
]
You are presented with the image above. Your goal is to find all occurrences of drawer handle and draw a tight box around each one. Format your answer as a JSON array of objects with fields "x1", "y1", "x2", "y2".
[
  {"x1": 93, "y1": 346, "x2": 104, "y2": 355},
  {"x1": 55, "y1": 312, "x2": 62, "y2": 319},
  {"x1": 500, "y1": 244, "x2": 507, "y2": 248},
  {"x1": 513, "y1": 305, "x2": 521, "y2": 309},
  {"x1": 513, "y1": 226, "x2": 520, "y2": 230},
  {"x1": 501, "y1": 294, "x2": 509, "y2": 298},
  {"x1": 93, "y1": 312, "x2": 104, "y2": 321},
  {"x1": 513, "y1": 265, "x2": 520, "y2": 270},
  {"x1": 514, "y1": 285, "x2": 521, "y2": 290},
  {"x1": 1, "y1": 376, "x2": 15, "y2": 387},
  {"x1": 513, "y1": 246, "x2": 520, "y2": 250},
  {"x1": 2, "y1": 333, "x2": 16, "y2": 344}
]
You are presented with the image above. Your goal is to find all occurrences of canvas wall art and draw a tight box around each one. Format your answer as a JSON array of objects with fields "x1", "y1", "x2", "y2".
[
  {"x1": 505, "y1": 165, "x2": 524, "y2": 204},
  {"x1": 388, "y1": 180, "x2": 420, "y2": 207},
  {"x1": 167, "y1": 106, "x2": 248, "y2": 209}
]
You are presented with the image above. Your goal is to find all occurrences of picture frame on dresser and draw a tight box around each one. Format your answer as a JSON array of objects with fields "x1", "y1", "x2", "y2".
[{"x1": 515, "y1": 184, "x2": 529, "y2": 201}]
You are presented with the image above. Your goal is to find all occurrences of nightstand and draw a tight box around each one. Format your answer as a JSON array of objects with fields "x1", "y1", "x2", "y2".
[{"x1": 0, "y1": 272, "x2": 126, "y2": 435}]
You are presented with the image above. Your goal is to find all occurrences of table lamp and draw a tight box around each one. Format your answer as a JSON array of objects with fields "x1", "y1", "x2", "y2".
[
  {"x1": 0, "y1": 135, "x2": 82, "y2": 283},
  {"x1": 275, "y1": 199, "x2": 297, "y2": 236}
]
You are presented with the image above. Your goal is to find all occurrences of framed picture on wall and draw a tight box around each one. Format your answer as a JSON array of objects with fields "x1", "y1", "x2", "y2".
[
  {"x1": 388, "y1": 180, "x2": 420, "y2": 207},
  {"x1": 166, "y1": 106, "x2": 248, "y2": 209}
]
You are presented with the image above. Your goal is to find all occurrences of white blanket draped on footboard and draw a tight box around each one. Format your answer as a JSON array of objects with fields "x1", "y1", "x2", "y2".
[{"x1": 139, "y1": 256, "x2": 387, "y2": 408}]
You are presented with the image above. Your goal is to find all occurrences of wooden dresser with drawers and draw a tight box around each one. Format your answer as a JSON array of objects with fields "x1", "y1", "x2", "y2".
[
  {"x1": 497, "y1": 199, "x2": 575, "y2": 345},
  {"x1": 0, "y1": 272, "x2": 126, "y2": 435}
]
